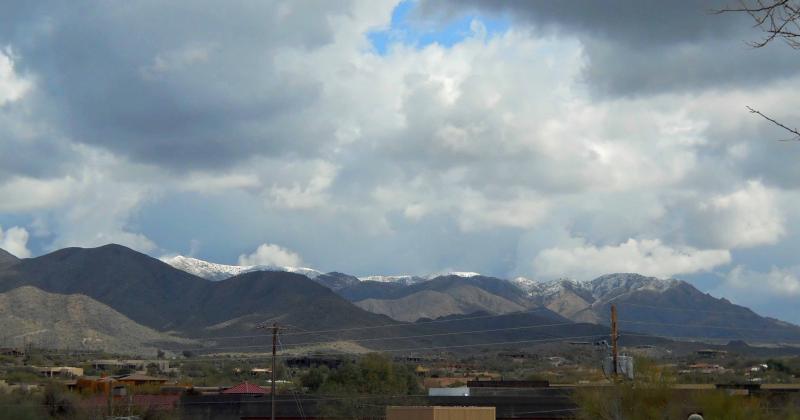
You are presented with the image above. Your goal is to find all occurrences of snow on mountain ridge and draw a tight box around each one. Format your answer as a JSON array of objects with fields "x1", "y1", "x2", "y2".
[
  {"x1": 356, "y1": 272, "x2": 481, "y2": 285},
  {"x1": 357, "y1": 275, "x2": 423, "y2": 285},
  {"x1": 510, "y1": 274, "x2": 679, "y2": 299},
  {"x1": 161, "y1": 255, "x2": 680, "y2": 300},
  {"x1": 160, "y1": 255, "x2": 322, "y2": 281}
]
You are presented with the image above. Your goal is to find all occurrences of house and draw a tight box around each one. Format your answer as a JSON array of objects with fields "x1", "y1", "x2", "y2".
[
  {"x1": 35, "y1": 366, "x2": 84, "y2": 377},
  {"x1": 73, "y1": 374, "x2": 168, "y2": 394},
  {"x1": 415, "y1": 365, "x2": 431, "y2": 377},
  {"x1": 74, "y1": 376, "x2": 118, "y2": 394},
  {"x1": 116, "y1": 373, "x2": 168, "y2": 387},
  {"x1": 250, "y1": 368, "x2": 271, "y2": 376},
  {"x1": 91, "y1": 359, "x2": 172, "y2": 373},
  {"x1": 687, "y1": 363, "x2": 727, "y2": 374}
]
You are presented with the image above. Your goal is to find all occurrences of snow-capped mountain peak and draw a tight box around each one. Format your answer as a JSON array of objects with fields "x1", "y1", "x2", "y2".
[
  {"x1": 160, "y1": 255, "x2": 322, "y2": 281},
  {"x1": 358, "y1": 271, "x2": 483, "y2": 285},
  {"x1": 357, "y1": 275, "x2": 424, "y2": 285},
  {"x1": 431, "y1": 271, "x2": 481, "y2": 279},
  {"x1": 510, "y1": 274, "x2": 679, "y2": 299}
]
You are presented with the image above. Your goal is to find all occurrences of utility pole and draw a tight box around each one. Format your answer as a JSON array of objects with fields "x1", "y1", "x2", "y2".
[
  {"x1": 271, "y1": 322, "x2": 278, "y2": 420},
  {"x1": 258, "y1": 322, "x2": 283, "y2": 420},
  {"x1": 611, "y1": 304, "x2": 619, "y2": 378}
]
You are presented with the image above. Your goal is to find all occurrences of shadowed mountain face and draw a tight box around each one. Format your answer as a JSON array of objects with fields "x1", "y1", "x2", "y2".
[
  {"x1": 0, "y1": 248, "x2": 19, "y2": 269},
  {"x1": 0, "y1": 244, "x2": 211, "y2": 331},
  {"x1": 0, "y1": 245, "x2": 395, "y2": 335},
  {"x1": 193, "y1": 270, "x2": 398, "y2": 337}
]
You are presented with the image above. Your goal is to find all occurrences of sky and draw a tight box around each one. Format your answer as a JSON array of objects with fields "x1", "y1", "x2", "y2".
[{"x1": 1, "y1": 0, "x2": 799, "y2": 322}]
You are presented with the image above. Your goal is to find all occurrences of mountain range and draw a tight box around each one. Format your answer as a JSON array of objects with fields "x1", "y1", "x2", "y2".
[
  {"x1": 0, "y1": 244, "x2": 799, "y2": 356},
  {"x1": 163, "y1": 254, "x2": 800, "y2": 344}
]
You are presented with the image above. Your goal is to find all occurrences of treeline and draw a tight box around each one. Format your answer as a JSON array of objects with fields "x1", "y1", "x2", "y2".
[{"x1": 300, "y1": 353, "x2": 423, "y2": 418}]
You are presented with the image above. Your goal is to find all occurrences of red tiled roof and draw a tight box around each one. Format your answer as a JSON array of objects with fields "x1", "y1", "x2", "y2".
[{"x1": 222, "y1": 381, "x2": 269, "y2": 395}]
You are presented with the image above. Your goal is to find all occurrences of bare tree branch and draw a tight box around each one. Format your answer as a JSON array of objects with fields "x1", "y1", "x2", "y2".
[
  {"x1": 716, "y1": 2, "x2": 800, "y2": 144},
  {"x1": 715, "y1": 0, "x2": 800, "y2": 48},
  {"x1": 746, "y1": 106, "x2": 800, "y2": 141}
]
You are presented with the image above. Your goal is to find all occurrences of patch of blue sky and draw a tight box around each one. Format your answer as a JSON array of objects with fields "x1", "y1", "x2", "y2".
[{"x1": 368, "y1": 0, "x2": 511, "y2": 55}]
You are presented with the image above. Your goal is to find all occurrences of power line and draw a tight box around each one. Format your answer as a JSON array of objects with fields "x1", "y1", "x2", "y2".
[
  {"x1": 614, "y1": 301, "x2": 759, "y2": 315},
  {"x1": 618, "y1": 319, "x2": 796, "y2": 332},
  {"x1": 185, "y1": 317, "x2": 800, "y2": 354},
  {"x1": 211, "y1": 334, "x2": 608, "y2": 356},
  {"x1": 200, "y1": 308, "x2": 554, "y2": 340},
  {"x1": 186, "y1": 321, "x2": 581, "y2": 353}
]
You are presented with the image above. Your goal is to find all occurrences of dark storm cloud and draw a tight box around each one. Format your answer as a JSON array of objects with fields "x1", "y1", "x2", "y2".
[
  {"x1": 0, "y1": 0, "x2": 353, "y2": 171},
  {"x1": 420, "y1": 0, "x2": 800, "y2": 96}
]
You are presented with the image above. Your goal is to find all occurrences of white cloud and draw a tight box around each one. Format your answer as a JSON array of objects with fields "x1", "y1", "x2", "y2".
[
  {"x1": 0, "y1": 225, "x2": 31, "y2": 258},
  {"x1": 532, "y1": 238, "x2": 731, "y2": 280},
  {"x1": 31, "y1": 147, "x2": 161, "y2": 253},
  {"x1": 726, "y1": 265, "x2": 800, "y2": 297},
  {"x1": 456, "y1": 189, "x2": 550, "y2": 231},
  {"x1": 238, "y1": 243, "x2": 303, "y2": 267},
  {"x1": 0, "y1": 176, "x2": 74, "y2": 212},
  {"x1": 268, "y1": 161, "x2": 338, "y2": 209},
  {"x1": 0, "y1": 48, "x2": 31, "y2": 105},
  {"x1": 694, "y1": 180, "x2": 785, "y2": 248},
  {"x1": 178, "y1": 172, "x2": 260, "y2": 194},
  {"x1": 3, "y1": 0, "x2": 800, "y2": 322}
]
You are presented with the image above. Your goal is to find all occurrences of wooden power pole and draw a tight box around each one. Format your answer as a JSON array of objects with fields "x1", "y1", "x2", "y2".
[
  {"x1": 611, "y1": 304, "x2": 619, "y2": 378},
  {"x1": 257, "y1": 322, "x2": 284, "y2": 420},
  {"x1": 271, "y1": 322, "x2": 278, "y2": 420}
]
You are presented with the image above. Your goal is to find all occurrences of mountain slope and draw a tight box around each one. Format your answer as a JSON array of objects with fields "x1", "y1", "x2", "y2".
[
  {"x1": 0, "y1": 244, "x2": 211, "y2": 331},
  {"x1": 194, "y1": 270, "x2": 398, "y2": 336},
  {"x1": 0, "y1": 286, "x2": 195, "y2": 355},
  {"x1": 343, "y1": 275, "x2": 536, "y2": 322},
  {"x1": 355, "y1": 287, "x2": 528, "y2": 322},
  {"x1": 0, "y1": 248, "x2": 19, "y2": 269},
  {"x1": 337, "y1": 281, "x2": 407, "y2": 301},
  {"x1": 524, "y1": 273, "x2": 800, "y2": 342}
]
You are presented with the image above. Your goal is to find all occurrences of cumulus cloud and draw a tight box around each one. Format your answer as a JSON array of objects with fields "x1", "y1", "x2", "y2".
[
  {"x1": 0, "y1": 176, "x2": 74, "y2": 212},
  {"x1": 268, "y1": 161, "x2": 338, "y2": 209},
  {"x1": 691, "y1": 180, "x2": 785, "y2": 249},
  {"x1": 421, "y1": 0, "x2": 800, "y2": 96},
  {"x1": 726, "y1": 265, "x2": 800, "y2": 297},
  {"x1": 0, "y1": 48, "x2": 31, "y2": 105},
  {"x1": 532, "y1": 238, "x2": 731, "y2": 280},
  {"x1": 0, "y1": 225, "x2": 31, "y2": 258},
  {"x1": 1, "y1": 0, "x2": 800, "y2": 319},
  {"x1": 238, "y1": 243, "x2": 303, "y2": 267}
]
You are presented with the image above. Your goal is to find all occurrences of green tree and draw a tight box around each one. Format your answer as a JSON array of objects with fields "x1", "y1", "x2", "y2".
[{"x1": 315, "y1": 354, "x2": 422, "y2": 419}]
